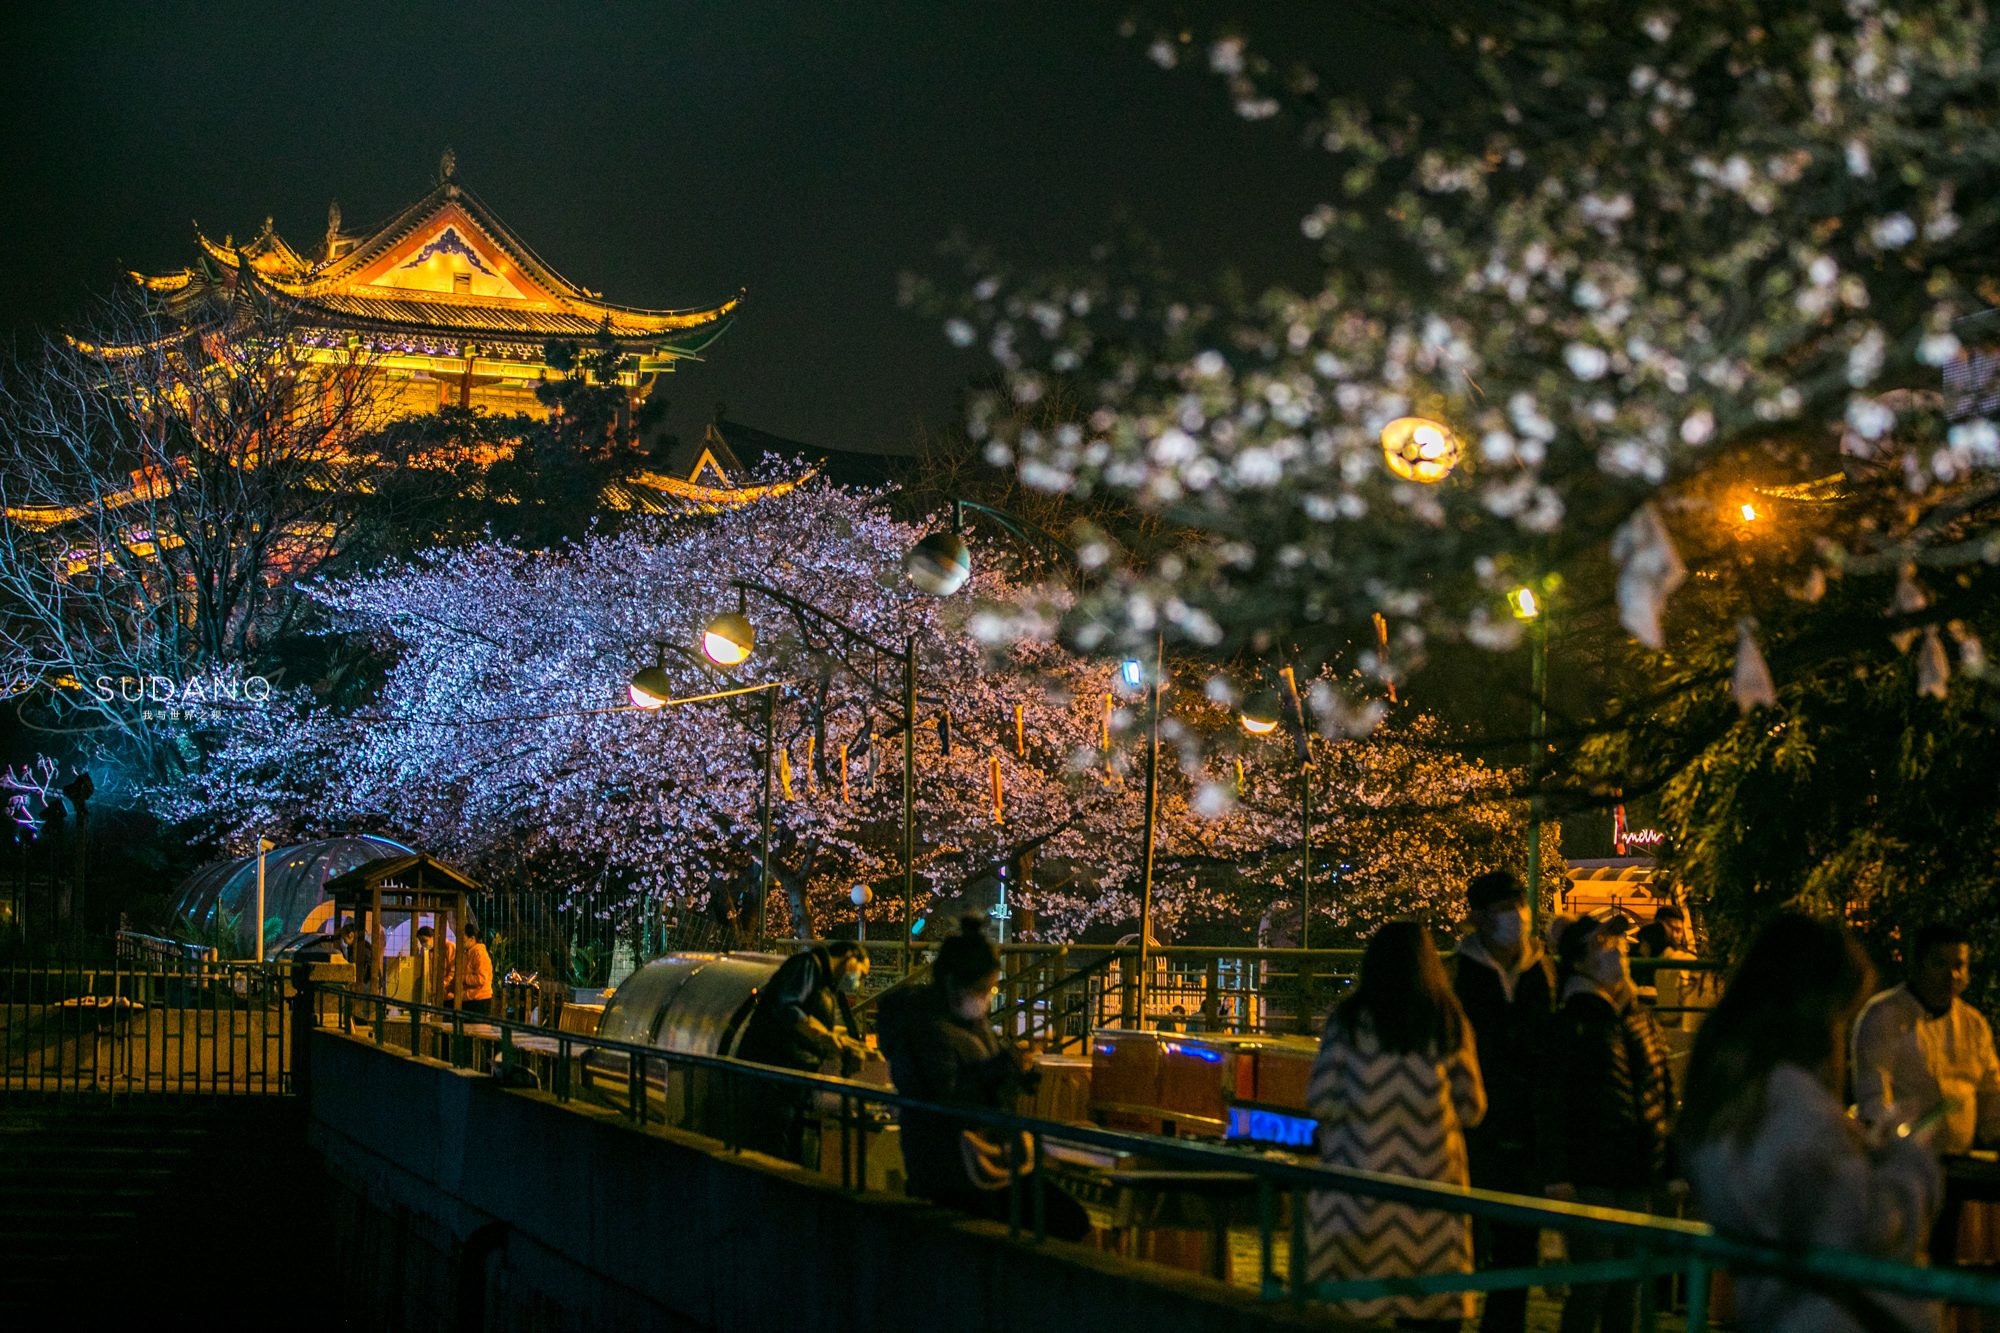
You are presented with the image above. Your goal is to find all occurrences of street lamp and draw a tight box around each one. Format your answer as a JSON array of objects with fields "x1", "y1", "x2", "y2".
[
  {"x1": 628, "y1": 651, "x2": 673, "y2": 709},
  {"x1": 851, "y1": 882, "x2": 872, "y2": 943},
  {"x1": 1511, "y1": 583, "x2": 1549, "y2": 933},
  {"x1": 628, "y1": 655, "x2": 781, "y2": 942},
  {"x1": 1241, "y1": 668, "x2": 1317, "y2": 1033},
  {"x1": 905, "y1": 499, "x2": 1078, "y2": 596},
  {"x1": 1240, "y1": 670, "x2": 1315, "y2": 943},
  {"x1": 1239, "y1": 690, "x2": 1282, "y2": 735},
  {"x1": 701, "y1": 612, "x2": 755, "y2": 667},
  {"x1": 905, "y1": 531, "x2": 972, "y2": 596},
  {"x1": 1380, "y1": 416, "x2": 1463, "y2": 484}
]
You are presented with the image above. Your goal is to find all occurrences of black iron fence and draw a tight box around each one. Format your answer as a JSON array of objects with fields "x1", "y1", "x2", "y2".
[{"x1": 0, "y1": 957, "x2": 310, "y2": 1100}]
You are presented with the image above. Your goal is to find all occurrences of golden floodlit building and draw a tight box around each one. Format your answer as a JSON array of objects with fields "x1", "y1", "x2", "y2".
[
  {"x1": 76, "y1": 154, "x2": 853, "y2": 514},
  {"x1": 123, "y1": 151, "x2": 742, "y2": 423}
]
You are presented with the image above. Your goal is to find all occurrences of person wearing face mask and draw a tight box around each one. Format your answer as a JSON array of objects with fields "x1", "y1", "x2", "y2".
[
  {"x1": 876, "y1": 917, "x2": 1092, "y2": 1241},
  {"x1": 1451, "y1": 871, "x2": 1558, "y2": 1333},
  {"x1": 1541, "y1": 910, "x2": 1675, "y2": 1333},
  {"x1": 737, "y1": 940, "x2": 878, "y2": 1161}
]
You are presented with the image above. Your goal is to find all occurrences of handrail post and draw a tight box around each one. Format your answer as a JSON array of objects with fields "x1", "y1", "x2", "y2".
[
  {"x1": 1637, "y1": 1245, "x2": 1657, "y2": 1332},
  {"x1": 1032, "y1": 1132, "x2": 1046, "y2": 1243},
  {"x1": 1289, "y1": 1184, "x2": 1307, "y2": 1310},
  {"x1": 1296, "y1": 957, "x2": 1315, "y2": 1037},
  {"x1": 1682, "y1": 1260, "x2": 1710, "y2": 1333},
  {"x1": 1202, "y1": 956, "x2": 1220, "y2": 1034},
  {"x1": 1008, "y1": 1132, "x2": 1022, "y2": 1239},
  {"x1": 1259, "y1": 1175, "x2": 1276, "y2": 1300}
]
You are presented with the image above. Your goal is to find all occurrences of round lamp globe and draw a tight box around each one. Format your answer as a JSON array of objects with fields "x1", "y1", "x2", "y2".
[{"x1": 904, "y1": 531, "x2": 972, "y2": 596}]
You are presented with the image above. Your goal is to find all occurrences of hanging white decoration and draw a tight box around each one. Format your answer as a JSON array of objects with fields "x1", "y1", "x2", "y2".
[
  {"x1": 1917, "y1": 625, "x2": 1951, "y2": 699},
  {"x1": 1610, "y1": 504, "x2": 1686, "y2": 649},
  {"x1": 1732, "y1": 619, "x2": 1777, "y2": 713}
]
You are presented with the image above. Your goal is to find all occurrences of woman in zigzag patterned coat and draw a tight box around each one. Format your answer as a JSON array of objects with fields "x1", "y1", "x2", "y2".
[{"x1": 1308, "y1": 921, "x2": 1487, "y2": 1330}]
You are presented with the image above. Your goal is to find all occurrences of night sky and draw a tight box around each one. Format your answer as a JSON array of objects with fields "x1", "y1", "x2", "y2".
[{"x1": 0, "y1": 2, "x2": 1402, "y2": 457}]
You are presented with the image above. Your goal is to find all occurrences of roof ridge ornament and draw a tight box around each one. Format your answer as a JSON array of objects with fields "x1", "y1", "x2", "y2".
[{"x1": 438, "y1": 147, "x2": 456, "y2": 183}]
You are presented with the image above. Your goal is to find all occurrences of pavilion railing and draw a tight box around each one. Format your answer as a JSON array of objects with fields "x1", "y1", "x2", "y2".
[{"x1": 318, "y1": 982, "x2": 1996, "y2": 1332}]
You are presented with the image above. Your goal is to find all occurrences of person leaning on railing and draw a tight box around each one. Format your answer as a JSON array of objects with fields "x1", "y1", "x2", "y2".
[
  {"x1": 1681, "y1": 914, "x2": 1942, "y2": 1333},
  {"x1": 875, "y1": 916, "x2": 1093, "y2": 1241},
  {"x1": 735, "y1": 940, "x2": 880, "y2": 1161}
]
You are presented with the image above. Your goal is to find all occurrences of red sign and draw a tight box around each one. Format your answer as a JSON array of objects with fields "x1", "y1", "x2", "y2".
[{"x1": 1613, "y1": 805, "x2": 1664, "y2": 855}]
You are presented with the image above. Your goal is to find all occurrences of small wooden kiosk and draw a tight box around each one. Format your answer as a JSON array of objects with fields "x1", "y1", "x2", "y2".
[{"x1": 324, "y1": 854, "x2": 481, "y2": 1010}]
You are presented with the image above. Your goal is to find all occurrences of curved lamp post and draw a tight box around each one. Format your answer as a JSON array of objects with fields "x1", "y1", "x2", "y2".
[
  {"x1": 1510, "y1": 581, "x2": 1551, "y2": 933},
  {"x1": 1242, "y1": 668, "x2": 1318, "y2": 1033},
  {"x1": 694, "y1": 580, "x2": 927, "y2": 960}
]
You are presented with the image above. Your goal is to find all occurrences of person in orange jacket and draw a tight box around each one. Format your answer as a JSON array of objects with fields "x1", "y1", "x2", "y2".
[
  {"x1": 414, "y1": 925, "x2": 456, "y2": 1008},
  {"x1": 456, "y1": 923, "x2": 496, "y2": 1017}
]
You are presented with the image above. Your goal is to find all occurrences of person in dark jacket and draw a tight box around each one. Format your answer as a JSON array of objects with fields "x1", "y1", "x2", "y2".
[
  {"x1": 1542, "y1": 910, "x2": 1676, "y2": 1333},
  {"x1": 1451, "y1": 869, "x2": 1557, "y2": 1333},
  {"x1": 877, "y1": 917, "x2": 1091, "y2": 1241},
  {"x1": 736, "y1": 941, "x2": 878, "y2": 1161}
]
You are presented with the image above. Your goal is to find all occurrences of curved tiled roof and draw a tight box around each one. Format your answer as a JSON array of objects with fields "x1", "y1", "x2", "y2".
[{"x1": 132, "y1": 171, "x2": 740, "y2": 360}]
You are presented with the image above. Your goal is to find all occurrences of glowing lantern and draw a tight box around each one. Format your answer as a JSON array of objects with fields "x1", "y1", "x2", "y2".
[
  {"x1": 1380, "y1": 416, "x2": 1463, "y2": 483},
  {"x1": 1508, "y1": 586, "x2": 1541, "y2": 621}
]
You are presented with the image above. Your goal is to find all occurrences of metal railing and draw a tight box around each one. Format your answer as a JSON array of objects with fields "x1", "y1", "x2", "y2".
[
  {"x1": 781, "y1": 942, "x2": 1728, "y2": 1047},
  {"x1": 319, "y1": 982, "x2": 1991, "y2": 1331},
  {"x1": 774, "y1": 940, "x2": 1371, "y2": 1043},
  {"x1": 1, "y1": 957, "x2": 302, "y2": 1099},
  {"x1": 115, "y1": 929, "x2": 219, "y2": 965}
]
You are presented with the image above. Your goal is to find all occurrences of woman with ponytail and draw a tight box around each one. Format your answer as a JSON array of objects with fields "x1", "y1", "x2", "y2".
[{"x1": 877, "y1": 916, "x2": 1091, "y2": 1240}]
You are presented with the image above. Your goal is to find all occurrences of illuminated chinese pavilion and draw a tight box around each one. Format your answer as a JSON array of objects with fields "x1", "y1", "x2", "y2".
[{"x1": 123, "y1": 153, "x2": 742, "y2": 422}]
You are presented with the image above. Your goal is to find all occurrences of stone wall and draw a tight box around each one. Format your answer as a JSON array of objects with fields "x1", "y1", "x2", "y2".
[{"x1": 308, "y1": 1028, "x2": 1356, "y2": 1332}]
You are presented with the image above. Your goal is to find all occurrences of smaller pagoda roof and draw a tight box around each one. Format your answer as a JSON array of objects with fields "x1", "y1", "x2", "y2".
[
  {"x1": 706, "y1": 419, "x2": 903, "y2": 489},
  {"x1": 325, "y1": 853, "x2": 481, "y2": 901}
]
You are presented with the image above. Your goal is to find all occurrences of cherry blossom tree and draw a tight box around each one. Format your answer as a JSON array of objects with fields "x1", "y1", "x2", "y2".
[
  {"x1": 175, "y1": 480, "x2": 1542, "y2": 945},
  {"x1": 909, "y1": 2, "x2": 2000, "y2": 753}
]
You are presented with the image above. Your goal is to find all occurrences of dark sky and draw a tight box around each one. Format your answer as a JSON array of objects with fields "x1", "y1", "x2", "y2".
[{"x1": 0, "y1": 2, "x2": 1394, "y2": 456}]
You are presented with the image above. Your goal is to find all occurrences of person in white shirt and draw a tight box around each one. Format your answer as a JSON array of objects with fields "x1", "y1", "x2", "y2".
[{"x1": 1853, "y1": 922, "x2": 2000, "y2": 1265}]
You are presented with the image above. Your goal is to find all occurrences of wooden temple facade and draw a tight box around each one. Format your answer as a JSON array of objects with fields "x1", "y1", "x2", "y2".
[
  {"x1": 121, "y1": 155, "x2": 741, "y2": 424},
  {"x1": 57, "y1": 158, "x2": 855, "y2": 517}
]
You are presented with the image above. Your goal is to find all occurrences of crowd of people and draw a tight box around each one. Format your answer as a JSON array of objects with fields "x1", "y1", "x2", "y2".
[
  {"x1": 1309, "y1": 870, "x2": 2000, "y2": 1333},
  {"x1": 714, "y1": 881, "x2": 1996, "y2": 1332}
]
